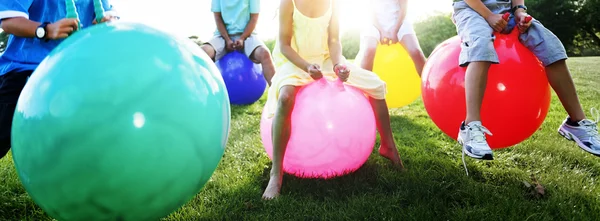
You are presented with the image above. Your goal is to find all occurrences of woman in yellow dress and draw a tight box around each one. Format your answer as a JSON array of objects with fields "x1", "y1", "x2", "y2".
[{"x1": 262, "y1": 0, "x2": 405, "y2": 200}]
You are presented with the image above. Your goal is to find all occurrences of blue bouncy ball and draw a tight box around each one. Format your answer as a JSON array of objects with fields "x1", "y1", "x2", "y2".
[{"x1": 215, "y1": 51, "x2": 267, "y2": 105}]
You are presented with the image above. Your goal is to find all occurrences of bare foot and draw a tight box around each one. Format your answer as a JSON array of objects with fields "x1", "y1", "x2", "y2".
[
  {"x1": 262, "y1": 174, "x2": 283, "y2": 200},
  {"x1": 379, "y1": 144, "x2": 406, "y2": 171}
]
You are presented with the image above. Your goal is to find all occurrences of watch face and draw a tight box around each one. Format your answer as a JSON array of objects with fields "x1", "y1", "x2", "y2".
[{"x1": 36, "y1": 27, "x2": 45, "y2": 38}]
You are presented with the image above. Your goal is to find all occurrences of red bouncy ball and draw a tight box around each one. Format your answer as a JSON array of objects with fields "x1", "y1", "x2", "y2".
[{"x1": 421, "y1": 29, "x2": 551, "y2": 149}]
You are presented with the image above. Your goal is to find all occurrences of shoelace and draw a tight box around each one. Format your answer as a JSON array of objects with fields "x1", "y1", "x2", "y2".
[
  {"x1": 462, "y1": 123, "x2": 493, "y2": 176},
  {"x1": 469, "y1": 124, "x2": 493, "y2": 144},
  {"x1": 582, "y1": 108, "x2": 599, "y2": 143}
]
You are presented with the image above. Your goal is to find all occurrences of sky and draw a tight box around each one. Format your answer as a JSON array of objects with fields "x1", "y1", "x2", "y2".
[{"x1": 110, "y1": 0, "x2": 453, "y2": 40}]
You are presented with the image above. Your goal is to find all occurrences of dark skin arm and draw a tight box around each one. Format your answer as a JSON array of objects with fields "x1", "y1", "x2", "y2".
[
  {"x1": 463, "y1": 0, "x2": 507, "y2": 32},
  {"x1": 1, "y1": 17, "x2": 79, "y2": 39},
  {"x1": 214, "y1": 12, "x2": 235, "y2": 51},
  {"x1": 235, "y1": 13, "x2": 259, "y2": 49}
]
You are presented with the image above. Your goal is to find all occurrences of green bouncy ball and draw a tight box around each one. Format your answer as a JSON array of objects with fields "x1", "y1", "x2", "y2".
[{"x1": 11, "y1": 22, "x2": 230, "y2": 221}]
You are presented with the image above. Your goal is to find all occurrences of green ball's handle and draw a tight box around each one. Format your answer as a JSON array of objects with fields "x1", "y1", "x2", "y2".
[
  {"x1": 65, "y1": 0, "x2": 82, "y2": 30},
  {"x1": 93, "y1": 0, "x2": 105, "y2": 24}
]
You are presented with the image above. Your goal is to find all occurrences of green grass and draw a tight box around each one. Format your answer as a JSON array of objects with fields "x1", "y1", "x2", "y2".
[{"x1": 1, "y1": 57, "x2": 600, "y2": 221}]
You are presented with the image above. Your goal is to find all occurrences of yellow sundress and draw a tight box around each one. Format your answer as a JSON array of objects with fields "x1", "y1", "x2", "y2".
[{"x1": 265, "y1": 0, "x2": 387, "y2": 118}]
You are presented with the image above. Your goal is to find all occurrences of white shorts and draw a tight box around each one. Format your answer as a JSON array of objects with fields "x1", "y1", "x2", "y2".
[
  {"x1": 204, "y1": 34, "x2": 266, "y2": 61},
  {"x1": 360, "y1": 22, "x2": 416, "y2": 42}
]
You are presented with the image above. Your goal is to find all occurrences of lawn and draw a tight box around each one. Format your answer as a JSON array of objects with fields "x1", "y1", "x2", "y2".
[{"x1": 1, "y1": 57, "x2": 599, "y2": 221}]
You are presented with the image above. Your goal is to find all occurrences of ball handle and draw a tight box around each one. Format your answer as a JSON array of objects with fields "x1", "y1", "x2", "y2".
[
  {"x1": 92, "y1": 0, "x2": 105, "y2": 24},
  {"x1": 64, "y1": 0, "x2": 106, "y2": 30},
  {"x1": 65, "y1": 0, "x2": 82, "y2": 30}
]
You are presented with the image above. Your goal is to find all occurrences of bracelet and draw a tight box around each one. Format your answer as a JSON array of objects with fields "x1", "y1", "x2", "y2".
[{"x1": 333, "y1": 63, "x2": 341, "y2": 70}]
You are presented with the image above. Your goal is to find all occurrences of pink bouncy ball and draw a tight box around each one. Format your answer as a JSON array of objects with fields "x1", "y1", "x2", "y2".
[{"x1": 260, "y1": 78, "x2": 376, "y2": 178}]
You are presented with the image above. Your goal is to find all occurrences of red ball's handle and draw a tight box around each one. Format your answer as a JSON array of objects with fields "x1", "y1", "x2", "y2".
[
  {"x1": 502, "y1": 12, "x2": 510, "y2": 21},
  {"x1": 523, "y1": 15, "x2": 533, "y2": 23}
]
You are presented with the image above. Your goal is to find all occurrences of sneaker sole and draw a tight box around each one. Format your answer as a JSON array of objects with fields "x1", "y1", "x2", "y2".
[
  {"x1": 558, "y1": 127, "x2": 600, "y2": 157},
  {"x1": 458, "y1": 136, "x2": 494, "y2": 160}
]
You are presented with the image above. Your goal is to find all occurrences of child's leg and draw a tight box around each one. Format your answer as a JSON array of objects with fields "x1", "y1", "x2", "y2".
[
  {"x1": 520, "y1": 20, "x2": 599, "y2": 155},
  {"x1": 263, "y1": 85, "x2": 298, "y2": 200},
  {"x1": 454, "y1": 9, "x2": 498, "y2": 124},
  {"x1": 341, "y1": 62, "x2": 404, "y2": 169},
  {"x1": 357, "y1": 26, "x2": 381, "y2": 71},
  {"x1": 0, "y1": 71, "x2": 32, "y2": 159},
  {"x1": 545, "y1": 60, "x2": 585, "y2": 121},
  {"x1": 465, "y1": 62, "x2": 492, "y2": 124},
  {"x1": 519, "y1": 20, "x2": 585, "y2": 121},
  {"x1": 369, "y1": 98, "x2": 405, "y2": 169},
  {"x1": 201, "y1": 36, "x2": 227, "y2": 61},
  {"x1": 453, "y1": 7, "x2": 498, "y2": 160},
  {"x1": 246, "y1": 36, "x2": 276, "y2": 86},
  {"x1": 397, "y1": 22, "x2": 427, "y2": 76},
  {"x1": 399, "y1": 34, "x2": 427, "y2": 77}
]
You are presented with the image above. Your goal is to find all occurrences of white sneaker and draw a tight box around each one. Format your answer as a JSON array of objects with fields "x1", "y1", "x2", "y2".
[
  {"x1": 458, "y1": 121, "x2": 494, "y2": 160},
  {"x1": 558, "y1": 109, "x2": 600, "y2": 156}
]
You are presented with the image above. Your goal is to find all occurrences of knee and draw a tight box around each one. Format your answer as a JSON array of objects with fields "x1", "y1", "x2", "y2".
[
  {"x1": 407, "y1": 46, "x2": 425, "y2": 58},
  {"x1": 201, "y1": 44, "x2": 216, "y2": 59},
  {"x1": 253, "y1": 47, "x2": 273, "y2": 64},
  {"x1": 277, "y1": 91, "x2": 296, "y2": 111}
]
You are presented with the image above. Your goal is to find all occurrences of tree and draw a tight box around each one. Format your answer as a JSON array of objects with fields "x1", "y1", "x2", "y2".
[{"x1": 413, "y1": 13, "x2": 457, "y2": 57}]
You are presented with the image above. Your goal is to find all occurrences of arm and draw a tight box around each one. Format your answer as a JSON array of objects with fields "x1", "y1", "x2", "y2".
[
  {"x1": 328, "y1": 0, "x2": 343, "y2": 67},
  {"x1": 278, "y1": 0, "x2": 311, "y2": 72},
  {"x1": 512, "y1": 0, "x2": 526, "y2": 14},
  {"x1": 213, "y1": 12, "x2": 231, "y2": 41},
  {"x1": 463, "y1": 0, "x2": 493, "y2": 19},
  {"x1": 0, "y1": 0, "x2": 36, "y2": 37},
  {"x1": 240, "y1": 14, "x2": 259, "y2": 40},
  {"x1": 392, "y1": 0, "x2": 408, "y2": 33},
  {"x1": 240, "y1": 0, "x2": 260, "y2": 40},
  {"x1": 0, "y1": 17, "x2": 38, "y2": 37}
]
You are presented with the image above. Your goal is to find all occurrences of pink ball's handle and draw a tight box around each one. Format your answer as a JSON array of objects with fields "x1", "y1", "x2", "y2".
[{"x1": 333, "y1": 77, "x2": 345, "y2": 91}]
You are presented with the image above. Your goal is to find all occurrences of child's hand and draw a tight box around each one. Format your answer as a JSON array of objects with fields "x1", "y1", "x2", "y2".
[
  {"x1": 92, "y1": 15, "x2": 118, "y2": 25},
  {"x1": 381, "y1": 31, "x2": 398, "y2": 45},
  {"x1": 306, "y1": 64, "x2": 323, "y2": 80},
  {"x1": 485, "y1": 13, "x2": 508, "y2": 32},
  {"x1": 515, "y1": 12, "x2": 533, "y2": 33},
  {"x1": 234, "y1": 38, "x2": 245, "y2": 51},
  {"x1": 334, "y1": 64, "x2": 350, "y2": 82},
  {"x1": 46, "y1": 18, "x2": 79, "y2": 39},
  {"x1": 225, "y1": 39, "x2": 235, "y2": 51}
]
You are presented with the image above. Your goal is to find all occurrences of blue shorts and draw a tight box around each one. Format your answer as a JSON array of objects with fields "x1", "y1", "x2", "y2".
[{"x1": 452, "y1": 0, "x2": 568, "y2": 67}]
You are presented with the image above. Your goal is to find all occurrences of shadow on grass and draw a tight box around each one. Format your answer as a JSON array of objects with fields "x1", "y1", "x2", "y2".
[{"x1": 174, "y1": 114, "x2": 600, "y2": 220}]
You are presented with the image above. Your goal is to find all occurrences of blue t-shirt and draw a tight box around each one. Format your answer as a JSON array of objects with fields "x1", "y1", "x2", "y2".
[
  {"x1": 0, "y1": 0, "x2": 114, "y2": 75},
  {"x1": 211, "y1": 0, "x2": 260, "y2": 36}
]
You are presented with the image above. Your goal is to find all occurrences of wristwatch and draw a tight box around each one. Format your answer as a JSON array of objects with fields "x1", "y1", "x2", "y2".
[
  {"x1": 35, "y1": 22, "x2": 50, "y2": 40},
  {"x1": 512, "y1": 5, "x2": 527, "y2": 13}
]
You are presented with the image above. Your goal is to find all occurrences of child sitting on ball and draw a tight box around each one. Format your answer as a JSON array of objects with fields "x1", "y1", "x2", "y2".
[
  {"x1": 262, "y1": 0, "x2": 405, "y2": 200},
  {"x1": 0, "y1": 0, "x2": 118, "y2": 159},
  {"x1": 202, "y1": 0, "x2": 275, "y2": 85},
  {"x1": 357, "y1": 0, "x2": 427, "y2": 76},
  {"x1": 452, "y1": 0, "x2": 599, "y2": 160}
]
